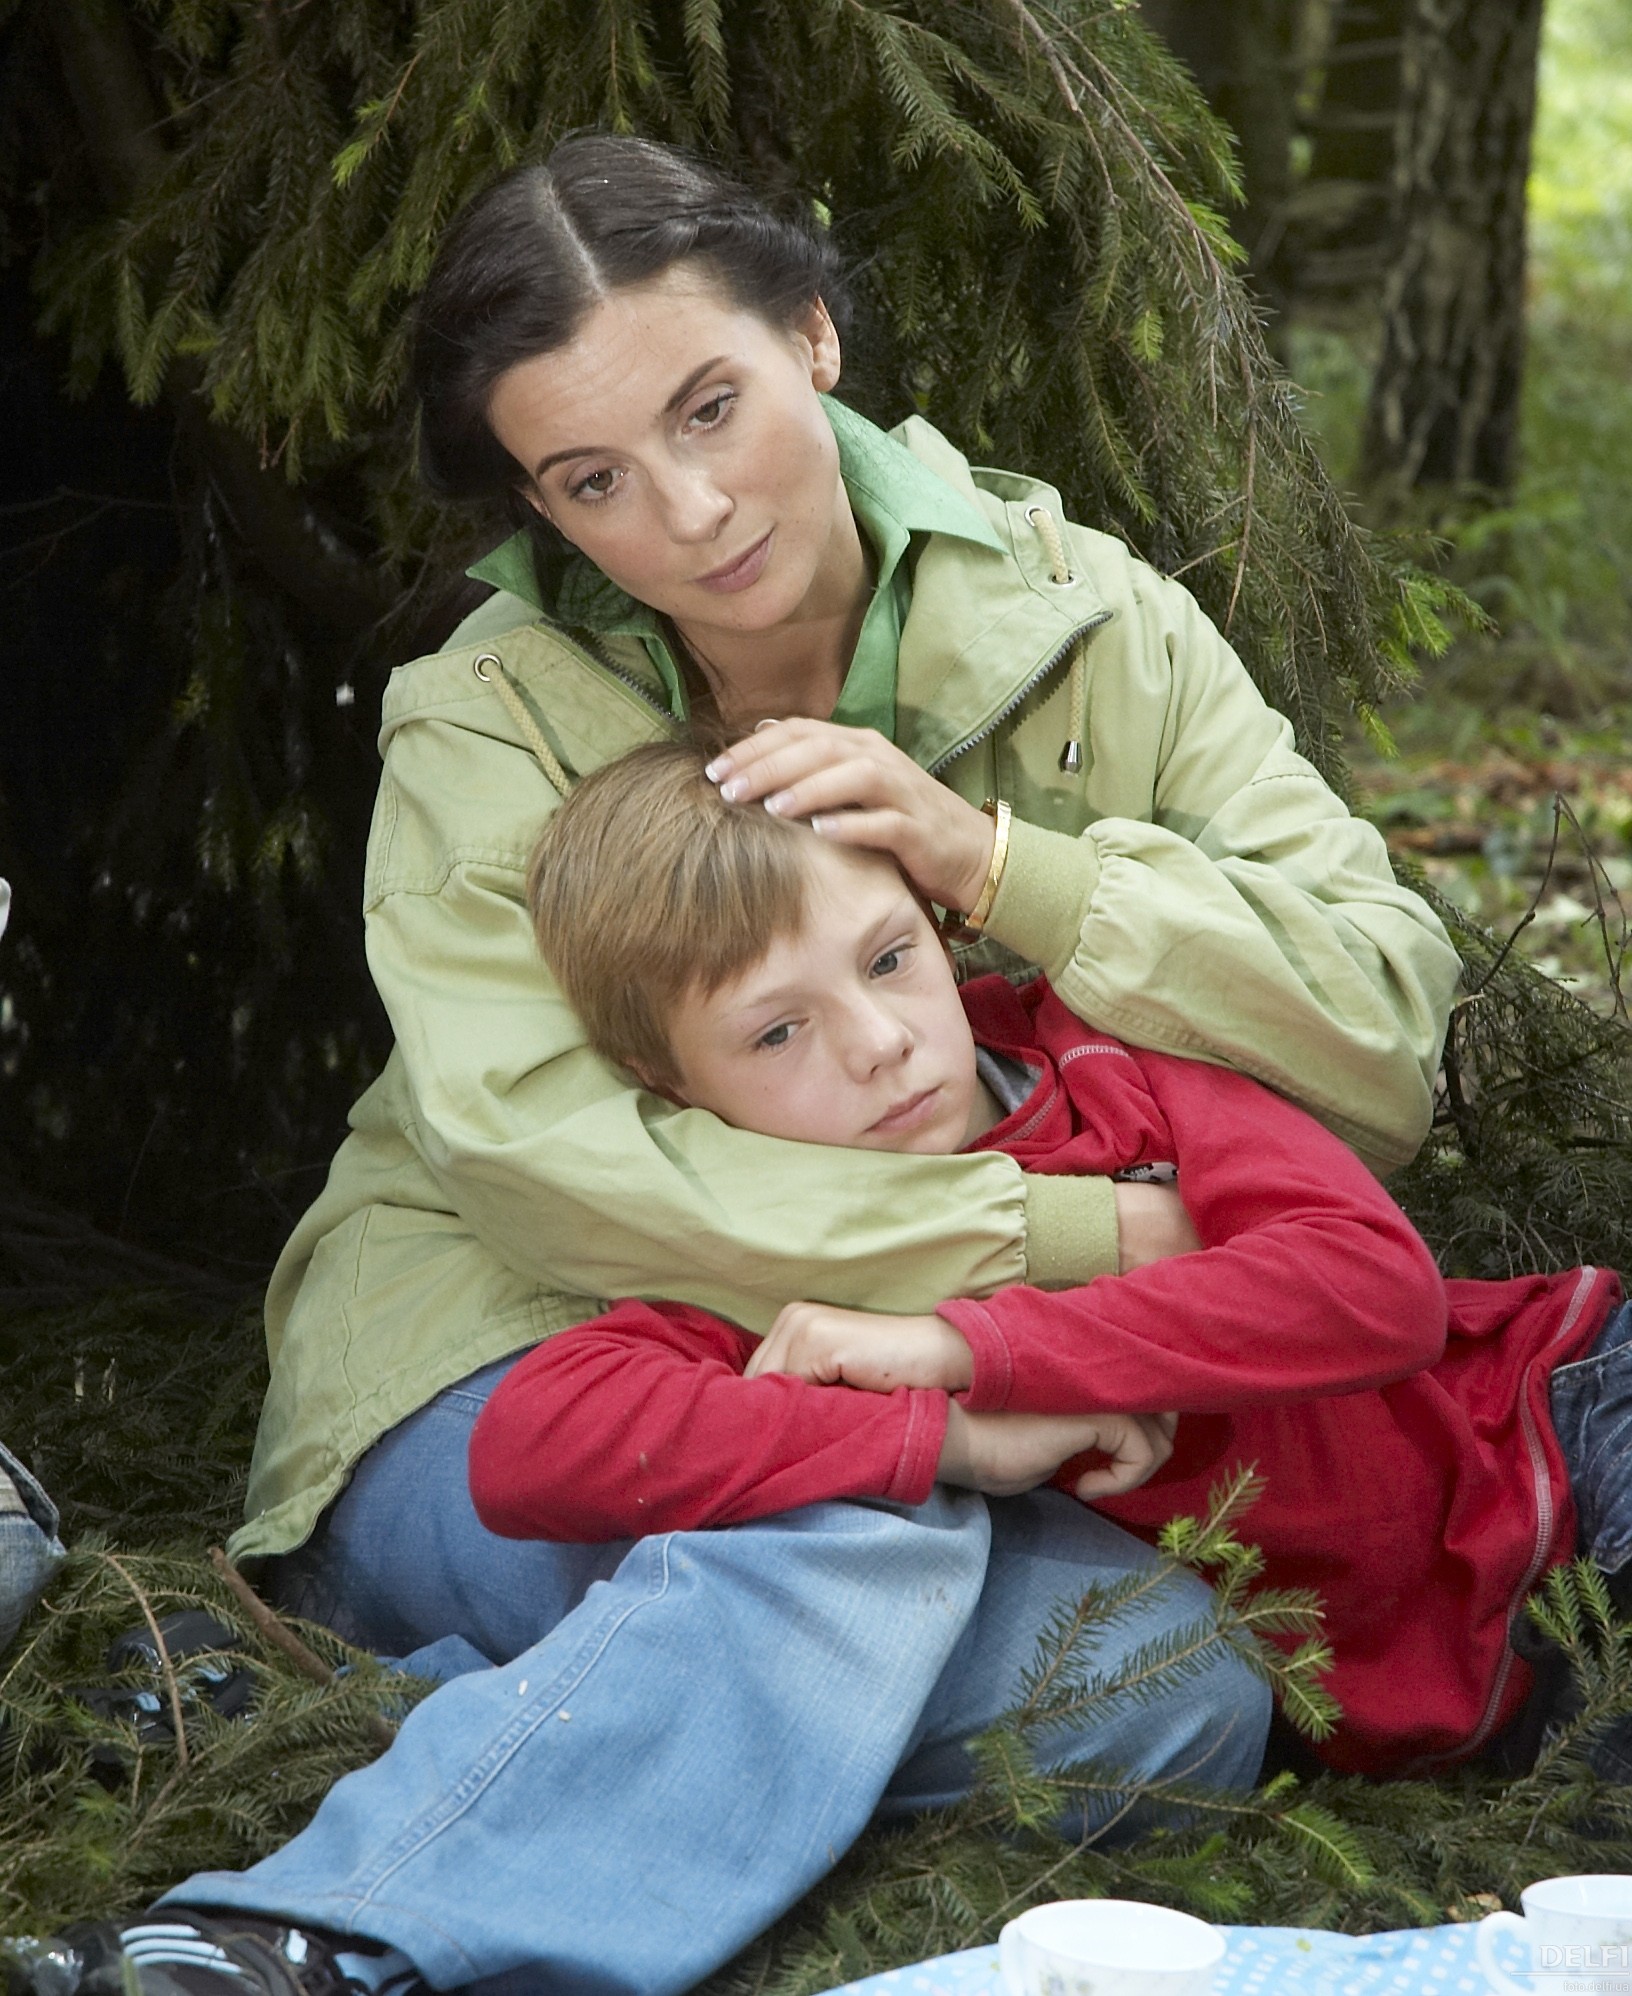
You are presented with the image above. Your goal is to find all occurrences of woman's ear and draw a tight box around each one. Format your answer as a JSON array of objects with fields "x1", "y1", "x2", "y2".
[{"x1": 798, "y1": 297, "x2": 842, "y2": 394}]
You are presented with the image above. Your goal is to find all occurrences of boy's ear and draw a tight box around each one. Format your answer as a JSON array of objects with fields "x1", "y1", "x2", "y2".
[{"x1": 627, "y1": 1059, "x2": 690, "y2": 1108}]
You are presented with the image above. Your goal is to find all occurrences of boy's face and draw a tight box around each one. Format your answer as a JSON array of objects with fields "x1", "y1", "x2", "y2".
[{"x1": 662, "y1": 840, "x2": 984, "y2": 1154}]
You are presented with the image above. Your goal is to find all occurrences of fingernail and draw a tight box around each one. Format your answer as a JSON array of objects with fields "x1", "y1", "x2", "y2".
[
  {"x1": 704, "y1": 757, "x2": 729, "y2": 782},
  {"x1": 753, "y1": 717, "x2": 782, "y2": 732},
  {"x1": 765, "y1": 790, "x2": 795, "y2": 816}
]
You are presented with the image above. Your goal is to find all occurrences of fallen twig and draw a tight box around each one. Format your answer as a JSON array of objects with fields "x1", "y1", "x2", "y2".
[
  {"x1": 210, "y1": 1547, "x2": 396, "y2": 1750},
  {"x1": 102, "y1": 1551, "x2": 189, "y2": 1774}
]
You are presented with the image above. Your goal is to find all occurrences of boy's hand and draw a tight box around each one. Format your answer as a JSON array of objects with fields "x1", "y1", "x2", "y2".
[
  {"x1": 938, "y1": 1405, "x2": 1177, "y2": 1499},
  {"x1": 1066, "y1": 1409, "x2": 1179, "y2": 1498},
  {"x1": 745, "y1": 1303, "x2": 974, "y2": 1392}
]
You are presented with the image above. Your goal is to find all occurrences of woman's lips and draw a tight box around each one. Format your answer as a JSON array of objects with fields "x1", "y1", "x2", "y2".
[
  {"x1": 696, "y1": 530, "x2": 773, "y2": 594},
  {"x1": 869, "y1": 1086, "x2": 941, "y2": 1137}
]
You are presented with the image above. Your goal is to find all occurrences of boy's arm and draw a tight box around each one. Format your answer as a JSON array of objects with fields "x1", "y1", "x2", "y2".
[
  {"x1": 467, "y1": 1300, "x2": 948, "y2": 1541},
  {"x1": 938, "y1": 1047, "x2": 1449, "y2": 1417},
  {"x1": 467, "y1": 1300, "x2": 1170, "y2": 1540}
]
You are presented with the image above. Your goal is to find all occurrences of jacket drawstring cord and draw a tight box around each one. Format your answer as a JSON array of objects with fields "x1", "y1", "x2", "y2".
[
  {"x1": 1025, "y1": 506, "x2": 1086, "y2": 775},
  {"x1": 1058, "y1": 643, "x2": 1087, "y2": 776},
  {"x1": 472, "y1": 653, "x2": 574, "y2": 796}
]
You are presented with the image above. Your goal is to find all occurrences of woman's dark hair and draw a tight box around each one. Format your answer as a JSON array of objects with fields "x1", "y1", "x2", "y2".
[{"x1": 412, "y1": 133, "x2": 849, "y2": 507}]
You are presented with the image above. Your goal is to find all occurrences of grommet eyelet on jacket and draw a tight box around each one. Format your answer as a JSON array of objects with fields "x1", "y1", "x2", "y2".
[
  {"x1": 1022, "y1": 508, "x2": 1088, "y2": 771},
  {"x1": 472, "y1": 652, "x2": 573, "y2": 796},
  {"x1": 1024, "y1": 505, "x2": 1076, "y2": 587}
]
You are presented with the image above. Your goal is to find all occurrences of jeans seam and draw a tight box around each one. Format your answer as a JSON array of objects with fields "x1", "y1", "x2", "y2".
[{"x1": 343, "y1": 1534, "x2": 674, "y2": 1964}]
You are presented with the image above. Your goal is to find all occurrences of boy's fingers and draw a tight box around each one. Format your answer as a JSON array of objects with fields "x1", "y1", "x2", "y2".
[
  {"x1": 745, "y1": 1304, "x2": 809, "y2": 1376},
  {"x1": 1074, "y1": 1462, "x2": 1144, "y2": 1499}
]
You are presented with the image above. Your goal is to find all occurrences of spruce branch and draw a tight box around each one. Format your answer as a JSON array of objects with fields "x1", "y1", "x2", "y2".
[
  {"x1": 100, "y1": 1552, "x2": 191, "y2": 1772},
  {"x1": 209, "y1": 1548, "x2": 396, "y2": 1750}
]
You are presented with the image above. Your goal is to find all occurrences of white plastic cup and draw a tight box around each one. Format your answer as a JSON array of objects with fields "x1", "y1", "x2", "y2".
[
  {"x1": 1477, "y1": 1875, "x2": 1632, "y2": 1994},
  {"x1": 997, "y1": 1898, "x2": 1223, "y2": 1996}
]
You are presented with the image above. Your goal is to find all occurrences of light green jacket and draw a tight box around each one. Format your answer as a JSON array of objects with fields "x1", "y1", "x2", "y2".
[{"x1": 231, "y1": 412, "x2": 1460, "y2": 1562}]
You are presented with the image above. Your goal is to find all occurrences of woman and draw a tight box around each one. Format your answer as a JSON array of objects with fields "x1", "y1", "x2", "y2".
[{"x1": 58, "y1": 136, "x2": 1459, "y2": 1996}]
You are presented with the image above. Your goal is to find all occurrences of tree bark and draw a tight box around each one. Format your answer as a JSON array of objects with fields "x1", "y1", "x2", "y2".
[
  {"x1": 1359, "y1": 0, "x2": 1545, "y2": 494},
  {"x1": 1291, "y1": 0, "x2": 1409, "y2": 310}
]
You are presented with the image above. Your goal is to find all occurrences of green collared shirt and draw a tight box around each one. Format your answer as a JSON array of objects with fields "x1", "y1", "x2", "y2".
[{"x1": 465, "y1": 397, "x2": 1003, "y2": 740}]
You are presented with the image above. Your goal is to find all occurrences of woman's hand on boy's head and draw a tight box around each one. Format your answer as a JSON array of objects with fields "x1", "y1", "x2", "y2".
[
  {"x1": 705, "y1": 719, "x2": 995, "y2": 916},
  {"x1": 745, "y1": 1301, "x2": 974, "y2": 1393}
]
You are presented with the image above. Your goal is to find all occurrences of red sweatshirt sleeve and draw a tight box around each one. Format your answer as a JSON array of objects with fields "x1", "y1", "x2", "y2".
[
  {"x1": 468, "y1": 1299, "x2": 947, "y2": 1541},
  {"x1": 940, "y1": 1051, "x2": 1447, "y2": 1416}
]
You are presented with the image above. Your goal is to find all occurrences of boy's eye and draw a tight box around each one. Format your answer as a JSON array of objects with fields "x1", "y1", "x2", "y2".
[
  {"x1": 869, "y1": 945, "x2": 910, "y2": 978},
  {"x1": 754, "y1": 1021, "x2": 795, "y2": 1051}
]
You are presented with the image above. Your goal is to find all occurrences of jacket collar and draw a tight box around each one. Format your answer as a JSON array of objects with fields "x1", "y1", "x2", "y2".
[{"x1": 887, "y1": 420, "x2": 1109, "y2": 772}]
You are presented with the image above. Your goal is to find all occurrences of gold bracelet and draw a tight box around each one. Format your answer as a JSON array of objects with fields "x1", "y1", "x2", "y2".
[{"x1": 963, "y1": 799, "x2": 1012, "y2": 933}]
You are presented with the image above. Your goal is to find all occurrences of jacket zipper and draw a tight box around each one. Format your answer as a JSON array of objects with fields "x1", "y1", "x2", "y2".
[
  {"x1": 1434, "y1": 1263, "x2": 1603, "y2": 1764},
  {"x1": 573, "y1": 632, "x2": 678, "y2": 724},
  {"x1": 928, "y1": 612, "x2": 1111, "y2": 775}
]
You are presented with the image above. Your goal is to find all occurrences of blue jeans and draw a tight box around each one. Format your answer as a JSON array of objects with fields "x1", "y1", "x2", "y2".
[
  {"x1": 171, "y1": 1358, "x2": 1270, "y2": 1994},
  {"x1": 0, "y1": 1440, "x2": 64, "y2": 1654},
  {"x1": 1550, "y1": 1296, "x2": 1632, "y2": 1582}
]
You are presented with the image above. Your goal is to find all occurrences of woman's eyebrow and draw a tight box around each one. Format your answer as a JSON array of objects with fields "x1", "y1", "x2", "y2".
[{"x1": 531, "y1": 356, "x2": 731, "y2": 480}]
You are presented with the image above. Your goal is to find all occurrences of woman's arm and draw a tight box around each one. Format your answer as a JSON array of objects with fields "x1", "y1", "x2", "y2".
[{"x1": 979, "y1": 555, "x2": 1460, "y2": 1175}]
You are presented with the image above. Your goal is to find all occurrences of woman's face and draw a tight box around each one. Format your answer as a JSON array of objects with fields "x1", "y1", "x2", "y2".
[{"x1": 486, "y1": 267, "x2": 860, "y2": 647}]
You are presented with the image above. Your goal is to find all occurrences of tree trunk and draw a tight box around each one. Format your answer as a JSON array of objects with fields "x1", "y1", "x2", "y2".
[
  {"x1": 47, "y1": 0, "x2": 399, "y2": 639},
  {"x1": 1292, "y1": 0, "x2": 1409, "y2": 310},
  {"x1": 1359, "y1": 0, "x2": 1545, "y2": 494}
]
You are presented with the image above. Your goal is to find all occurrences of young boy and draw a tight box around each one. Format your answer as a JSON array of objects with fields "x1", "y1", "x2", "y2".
[{"x1": 468, "y1": 742, "x2": 1631, "y2": 1779}]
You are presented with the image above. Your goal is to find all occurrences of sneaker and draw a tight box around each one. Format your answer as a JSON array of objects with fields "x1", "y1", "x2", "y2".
[
  {"x1": 3, "y1": 1913, "x2": 422, "y2": 1996},
  {"x1": 65, "y1": 1611, "x2": 257, "y2": 1784}
]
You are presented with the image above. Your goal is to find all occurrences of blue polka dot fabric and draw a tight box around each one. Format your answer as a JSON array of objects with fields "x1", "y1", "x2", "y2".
[{"x1": 819, "y1": 1921, "x2": 1528, "y2": 1995}]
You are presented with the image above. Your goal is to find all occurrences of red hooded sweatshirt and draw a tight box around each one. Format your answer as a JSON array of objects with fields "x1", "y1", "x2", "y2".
[{"x1": 469, "y1": 976, "x2": 1619, "y2": 1774}]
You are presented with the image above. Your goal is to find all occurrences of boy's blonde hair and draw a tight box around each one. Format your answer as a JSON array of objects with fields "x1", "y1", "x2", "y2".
[{"x1": 527, "y1": 742, "x2": 814, "y2": 1090}]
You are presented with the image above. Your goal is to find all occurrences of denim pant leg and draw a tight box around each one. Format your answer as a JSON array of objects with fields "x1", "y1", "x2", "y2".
[
  {"x1": 172, "y1": 1360, "x2": 1253, "y2": 1994},
  {"x1": 172, "y1": 1497, "x2": 994, "y2": 1993},
  {"x1": 0, "y1": 1441, "x2": 65, "y2": 1654},
  {"x1": 1550, "y1": 1296, "x2": 1632, "y2": 1584},
  {"x1": 883, "y1": 1487, "x2": 1271, "y2": 1832}
]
